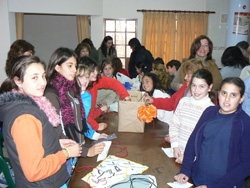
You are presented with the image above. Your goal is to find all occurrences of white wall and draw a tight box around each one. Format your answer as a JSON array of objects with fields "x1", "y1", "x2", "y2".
[{"x1": 206, "y1": 0, "x2": 229, "y2": 68}]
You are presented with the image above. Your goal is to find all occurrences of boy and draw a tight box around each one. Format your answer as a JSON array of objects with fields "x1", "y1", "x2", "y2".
[{"x1": 166, "y1": 60, "x2": 181, "y2": 79}]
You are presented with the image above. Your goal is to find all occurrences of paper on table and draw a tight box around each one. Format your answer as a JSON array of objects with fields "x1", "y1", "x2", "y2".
[
  {"x1": 97, "y1": 141, "x2": 112, "y2": 162},
  {"x1": 162, "y1": 147, "x2": 174, "y2": 158},
  {"x1": 167, "y1": 181, "x2": 193, "y2": 188}
]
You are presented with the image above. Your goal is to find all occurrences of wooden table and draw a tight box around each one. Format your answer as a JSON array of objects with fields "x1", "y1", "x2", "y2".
[{"x1": 68, "y1": 112, "x2": 181, "y2": 188}]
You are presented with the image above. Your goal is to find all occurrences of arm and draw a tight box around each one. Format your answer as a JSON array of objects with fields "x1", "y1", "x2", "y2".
[
  {"x1": 87, "y1": 77, "x2": 129, "y2": 130},
  {"x1": 153, "y1": 82, "x2": 187, "y2": 111},
  {"x1": 11, "y1": 114, "x2": 66, "y2": 182}
]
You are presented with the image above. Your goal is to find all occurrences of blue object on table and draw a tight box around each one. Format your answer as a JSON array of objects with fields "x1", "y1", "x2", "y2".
[{"x1": 123, "y1": 82, "x2": 131, "y2": 90}]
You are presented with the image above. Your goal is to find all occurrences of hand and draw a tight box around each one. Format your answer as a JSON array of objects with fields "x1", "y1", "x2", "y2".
[
  {"x1": 98, "y1": 123, "x2": 107, "y2": 131},
  {"x1": 63, "y1": 143, "x2": 82, "y2": 158},
  {"x1": 98, "y1": 133, "x2": 108, "y2": 139},
  {"x1": 144, "y1": 96, "x2": 154, "y2": 106},
  {"x1": 164, "y1": 134, "x2": 170, "y2": 143},
  {"x1": 173, "y1": 147, "x2": 182, "y2": 159},
  {"x1": 196, "y1": 186, "x2": 207, "y2": 188},
  {"x1": 124, "y1": 96, "x2": 131, "y2": 101},
  {"x1": 174, "y1": 173, "x2": 189, "y2": 184},
  {"x1": 175, "y1": 155, "x2": 184, "y2": 164},
  {"x1": 100, "y1": 105, "x2": 108, "y2": 112},
  {"x1": 59, "y1": 139, "x2": 77, "y2": 148},
  {"x1": 87, "y1": 142, "x2": 105, "y2": 157}
]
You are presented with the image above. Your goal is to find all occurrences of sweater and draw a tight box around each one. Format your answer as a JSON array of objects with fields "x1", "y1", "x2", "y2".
[
  {"x1": 87, "y1": 76, "x2": 129, "y2": 130},
  {"x1": 180, "y1": 105, "x2": 250, "y2": 188},
  {"x1": 152, "y1": 89, "x2": 173, "y2": 125},
  {"x1": 169, "y1": 95, "x2": 214, "y2": 154},
  {"x1": 175, "y1": 59, "x2": 222, "y2": 91},
  {"x1": 0, "y1": 92, "x2": 68, "y2": 188},
  {"x1": 220, "y1": 66, "x2": 242, "y2": 79}
]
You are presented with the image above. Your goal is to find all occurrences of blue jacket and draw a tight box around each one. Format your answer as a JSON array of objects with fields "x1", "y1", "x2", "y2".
[
  {"x1": 180, "y1": 105, "x2": 250, "y2": 188},
  {"x1": 81, "y1": 91, "x2": 96, "y2": 139}
]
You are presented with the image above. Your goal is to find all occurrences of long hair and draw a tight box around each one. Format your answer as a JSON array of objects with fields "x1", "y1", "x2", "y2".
[
  {"x1": 99, "y1": 36, "x2": 115, "y2": 57},
  {"x1": 6, "y1": 40, "x2": 35, "y2": 78},
  {"x1": 47, "y1": 47, "x2": 78, "y2": 85},
  {"x1": 221, "y1": 46, "x2": 248, "y2": 68},
  {"x1": 142, "y1": 73, "x2": 165, "y2": 96},
  {"x1": 189, "y1": 35, "x2": 213, "y2": 61},
  {"x1": 112, "y1": 57, "x2": 123, "y2": 77},
  {"x1": 1, "y1": 56, "x2": 45, "y2": 93},
  {"x1": 128, "y1": 38, "x2": 141, "y2": 51}
]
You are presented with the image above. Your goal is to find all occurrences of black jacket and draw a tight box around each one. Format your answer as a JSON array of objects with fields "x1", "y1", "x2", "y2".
[
  {"x1": 0, "y1": 92, "x2": 69, "y2": 188},
  {"x1": 128, "y1": 46, "x2": 154, "y2": 78}
]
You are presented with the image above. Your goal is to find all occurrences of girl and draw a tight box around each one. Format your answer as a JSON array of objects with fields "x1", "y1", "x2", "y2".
[
  {"x1": 101, "y1": 59, "x2": 115, "y2": 78},
  {"x1": 97, "y1": 59, "x2": 120, "y2": 112},
  {"x1": 141, "y1": 73, "x2": 173, "y2": 125},
  {"x1": 175, "y1": 77, "x2": 250, "y2": 188},
  {"x1": 75, "y1": 42, "x2": 91, "y2": 58},
  {"x1": 169, "y1": 69, "x2": 214, "y2": 164},
  {"x1": 44, "y1": 48, "x2": 105, "y2": 158},
  {"x1": 97, "y1": 36, "x2": 117, "y2": 66},
  {"x1": 0, "y1": 56, "x2": 81, "y2": 187},
  {"x1": 76, "y1": 64, "x2": 108, "y2": 140},
  {"x1": 79, "y1": 56, "x2": 130, "y2": 131},
  {"x1": 112, "y1": 57, "x2": 130, "y2": 78}
]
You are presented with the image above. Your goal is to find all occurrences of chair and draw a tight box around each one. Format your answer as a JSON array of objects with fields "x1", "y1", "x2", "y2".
[
  {"x1": 0, "y1": 156, "x2": 15, "y2": 188},
  {"x1": 0, "y1": 131, "x2": 15, "y2": 188}
]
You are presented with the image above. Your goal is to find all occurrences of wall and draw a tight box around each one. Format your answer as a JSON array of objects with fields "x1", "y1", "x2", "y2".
[
  {"x1": 23, "y1": 14, "x2": 78, "y2": 64},
  {"x1": 206, "y1": 0, "x2": 229, "y2": 68}
]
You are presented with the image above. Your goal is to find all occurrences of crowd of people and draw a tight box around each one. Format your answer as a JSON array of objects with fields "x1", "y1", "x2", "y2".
[{"x1": 1, "y1": 35, "x2": 250, "y2": 188}]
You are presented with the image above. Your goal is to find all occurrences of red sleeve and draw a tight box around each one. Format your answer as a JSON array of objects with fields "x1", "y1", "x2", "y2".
[
  {"x1": 87, "y1": 76, "x2": 129, "y2": 130},
  {"x1": 119, "y1": 68, "x2": 130, "y2": 78},
  {"x1": 153, "y1": 82, "x2": 187, "y2": 111},
  {"x1": 11, "y1": 114, "x2": 66, "y2": 182}
]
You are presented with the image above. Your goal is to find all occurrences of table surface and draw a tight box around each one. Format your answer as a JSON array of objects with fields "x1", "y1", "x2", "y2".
[{"x1": 68, "y1": 112, "x2": 182, "y2": 188}]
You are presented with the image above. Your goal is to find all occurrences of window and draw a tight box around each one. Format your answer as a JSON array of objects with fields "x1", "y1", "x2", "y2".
[{"x1": 104, "y1": 19, "x2": 137, "y2": 69}]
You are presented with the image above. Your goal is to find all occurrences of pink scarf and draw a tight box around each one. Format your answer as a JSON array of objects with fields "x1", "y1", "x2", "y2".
[{"x1": 12, "y1": 89, "x2": 60, "y2": 127}]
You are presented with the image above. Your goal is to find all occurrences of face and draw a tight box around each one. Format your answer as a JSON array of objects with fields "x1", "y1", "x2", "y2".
[
  {"x1": 184, "y1": 71, "x2": 193, "y2": 85},
  {"x1": 167, "y1": 66, "x2": 176, "y2": 76},
  {"x1": 77, "y1": 71, "x2": 89, "y2": 91},
  {"x1": 106, "y1": 40, "x2": 113, "y2": 49},
  {"x1": 196, "y1": 39, "x2": 209, "y2": 59},
  {"x1": 89, "y1": 68, "x2": 98, "y2": 82},
  {"x1": 80, "y1": 48, "x2": 89, "y2": 57},
  {"x1": 218, "y1": 83, "x2": 245, "y2": 114},
  {"x1": 191, "y1": 77, "x2": 212, "y2": 100},
  {"x1": 55, "y1": 56, "x2": 77, "y2": 81},
  {"x1": 142, "y1": 76, "x2": 153, "y2": 92},
  {"x1": 103, "y1": 64, "x2": 114, "y2": 77},
  {"x1": 23, "y1": 50, "x2": 33, "y2": 56},
  {"x1": 15, "y1": 63, "x2": 46, "y2": 97}
]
